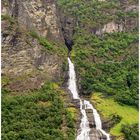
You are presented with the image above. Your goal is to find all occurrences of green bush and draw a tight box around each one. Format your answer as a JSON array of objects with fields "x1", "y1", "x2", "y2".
[
  {"x1": 2, "y1": 83, "x2": 76, "y2": 140},
  {"x1": 38, "y1": 37, "x2": 53, "y2": 50},
  {"x1": 121, "y1": 124, "x2": 139, "y2": 140},
  {"x1": 73, "y1": 32, "x2": 138, "y2": 108},
  {"x1": 1, "y1": 14, "x2": 15, "y2": 24},
  {"x1": 29, "y1": 30, "x2": 53, "y2": 50}
]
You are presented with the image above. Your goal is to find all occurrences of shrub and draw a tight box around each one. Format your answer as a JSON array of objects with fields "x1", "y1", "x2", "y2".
[
  {"x1": 29, "y1": 30, "x2": 53, "y2": 50},
  {"x1": 121, "y1": 124, "x2": 139, "y2": 140},
  {"x1": 2, "y1": 83, "x2": 76, "y2": 140}
]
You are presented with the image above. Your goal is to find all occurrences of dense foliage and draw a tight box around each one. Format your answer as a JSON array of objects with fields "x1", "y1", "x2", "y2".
[
  {"x1": 57, "y1": 0, "x2": 138, "y2": 108},
  {"x1": 121, "y1": 124, "x2": 139, "y2": 140},
  {"x1": 74, "y1": 32, "x2": 138, "y2": 108},
  {"x1": 2, "y1": 83, "x2": 76, "y2": 140}
]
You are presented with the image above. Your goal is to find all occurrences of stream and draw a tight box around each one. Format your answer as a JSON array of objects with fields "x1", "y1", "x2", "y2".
[{"x1": 68, "y1": 57, "x2": 110, "y2": 140}]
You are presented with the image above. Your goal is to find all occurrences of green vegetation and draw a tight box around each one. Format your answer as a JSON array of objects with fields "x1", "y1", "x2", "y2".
[
  {"x1": 121, "y1": 123, "x2": 139, "y2": 140},
  {"x1": 91, "y1": 92, "x2": 138, "y2": 139},
  {"x1": 30, "y1": 30, "x2": 53, "y2": 50},
  {"x1": 29, "y1": 30, "x2": 67, "y2": 57},
  {"x1": 73, "y1": 32, "x2": 138, "y2": 107},
  {"x1": 57, "y1": 0, "x2": 137, "y2": 30},
  {"x1": 1, "y1": 14, "x2": 15, "y2": 24},
  {"x1": 57, "y1": 0, "x2": 138, "y2": 108},
  {"x1": 67, "y1": 107, "x2": 78, "y2": 122},
  {"x1": 2, "y1": 83, "x2": 76, "y2": 140},
  {"x1": 57, "y1": 1, "x2": 139, "y2": 138}
]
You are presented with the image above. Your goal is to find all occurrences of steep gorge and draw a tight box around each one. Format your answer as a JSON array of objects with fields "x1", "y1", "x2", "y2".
[{"x1": 2, "y1": 0, "x2": 139, "y2": 140}]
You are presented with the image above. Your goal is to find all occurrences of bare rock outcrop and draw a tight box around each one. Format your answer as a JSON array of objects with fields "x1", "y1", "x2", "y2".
[
  {"x1": 1, "y1": 0, "x2": 65, "y2": 91},
  {"x1": 96, "y1": 21, "x2": 123, "y2": 35},
  {"x1": 2, "y1": 0, "x2": 64, "y2": 41}
]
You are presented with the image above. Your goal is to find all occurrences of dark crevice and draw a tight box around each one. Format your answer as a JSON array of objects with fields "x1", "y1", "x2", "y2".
[
  {"x1": 61, "y1": 26, "x2": 74, "y2": 57},
  {"x1": 64, "y1": 38, "x2": 73, "y2": 52},
  {"x1": 59, "y1": 17, "x2": 75, "y2": 54}
]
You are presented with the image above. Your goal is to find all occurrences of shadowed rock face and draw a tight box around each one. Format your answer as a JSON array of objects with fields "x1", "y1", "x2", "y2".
[
  {"x1": 64, "y1": 39, "x2": 73, "y2": 51},
  {"x1": 86, "y1": 109, "x2": 96, "y2": 128},
  {"x1": 58, "y1": 7, "x2": 75, "y2": 51}
]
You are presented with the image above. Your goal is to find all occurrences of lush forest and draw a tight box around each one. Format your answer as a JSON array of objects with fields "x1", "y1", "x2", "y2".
[
  {"x1": 2, "y1": 83, "x2": 76, "y2": 140},
  {"x1": 57, "y1": 0, "x2": 138, "y2": 139},
  {"x1": 57, "y1": 0, "x2": 138, "y2": 107}
]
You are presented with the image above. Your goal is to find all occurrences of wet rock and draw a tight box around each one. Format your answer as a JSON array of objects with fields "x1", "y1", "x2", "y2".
[
  {"x1": 97, "y1": 130, "x2": 107, "y2": 139},
  {"x1": 85, "y1": 109, "x2": 96, "y2": 128},
  {"x1": 73, "y1": 99, "x2": 80, "y2": 108},
  {"x1": 89, "y1": 128, "x2": 104, "y2": 140},
  {"x1": 58, "y1": 5, "x2": 75, "y2": 50},
  {"x1": 89, "y1": 128, "x2": 108, "y2": 140},
  {"x1": 64, "y1": 39, "x2": 73, "y2": 51}
]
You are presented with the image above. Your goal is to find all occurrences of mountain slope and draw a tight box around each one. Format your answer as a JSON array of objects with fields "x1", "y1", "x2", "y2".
[
  {"x1": 2, "y1": 0, "x2": 79, "y2": 139},
  {"x1": 57, "y1": 0, "x2": 138, "y2": 139},
  {"x1": 2, "y1": 0, "x2": 139, "y2": 140}
]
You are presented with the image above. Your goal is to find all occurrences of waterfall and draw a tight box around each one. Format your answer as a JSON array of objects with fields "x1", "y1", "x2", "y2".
[
  {"x1": 68, "y1": 58, "x2": 79, "y2": 99},
  {"x1": 84, "y1": 100, "x2": 110, "y2": 140},
  {"x1": 68, "y1": 58, "x2": 90, "y2": 140},
  {"x1": 68, "y1": 57, "x2": 110, "y2": 140}
]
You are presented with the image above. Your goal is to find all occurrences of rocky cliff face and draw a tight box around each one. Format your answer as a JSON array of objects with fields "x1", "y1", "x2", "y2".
[
  {"x1": 96, "y1": 4, "x2": 138, "y2": 35},
  {"x1": 2, "y1": 0, "x2": 66, "y2": 91},
  {"x1": 58, "y1": 9, "x2": 75, "y2": 51},
  {"x1": 2, "y1": 0, "x2": 64, "y2": 40},
  {"x1": 2, "y1": 1, "x2": 81, "y2": 137}
]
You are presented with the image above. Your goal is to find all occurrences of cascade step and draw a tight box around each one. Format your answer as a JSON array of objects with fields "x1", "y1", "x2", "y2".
[
  {"x1": 85, "y1": 109, "x2": 96, "y2": 128},
  {"x1": 72, "y1": 99, "x2": 80, "y2": 108},
  {"x1": 68, "y1": 58, "x2": 110, "y2": 140},
  {"x1": 89, "y1": 128, "x2": 107, "y2": 140}
]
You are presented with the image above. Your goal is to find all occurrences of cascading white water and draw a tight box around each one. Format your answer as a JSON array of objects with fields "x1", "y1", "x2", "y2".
[
  {"x1": 68, "y1": 58, "x2": 79, "y2": 99},
  {"x1": 68, "y1": 57, "x2": 90, "y2": 140},
  {"x1": 68, "y1": 57, "x2": 110, "y2": 140},
  {"x1": 76, "y1": 99, "x2": 90, "y2": 140},
  {"x1": 84, "y1": 100, "x2": 110, "y2": 140}
]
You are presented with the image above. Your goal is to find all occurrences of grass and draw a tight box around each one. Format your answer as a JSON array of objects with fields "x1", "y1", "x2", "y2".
[
  {"x1": 67, "y1": 107, "x2": 78, "y2": 121},
  {"x1": 2, "y1": 14, "x2": 15, "y2": 24},
  {"x1": 2, "y1": 76, "x2": 11, "y2": 86},
  {"x1": 29, "y1": 30, "x2": 53, "y2": 50},
  {"x1": 90, "y1": 92, "x2": 138, "y2": 139}
]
